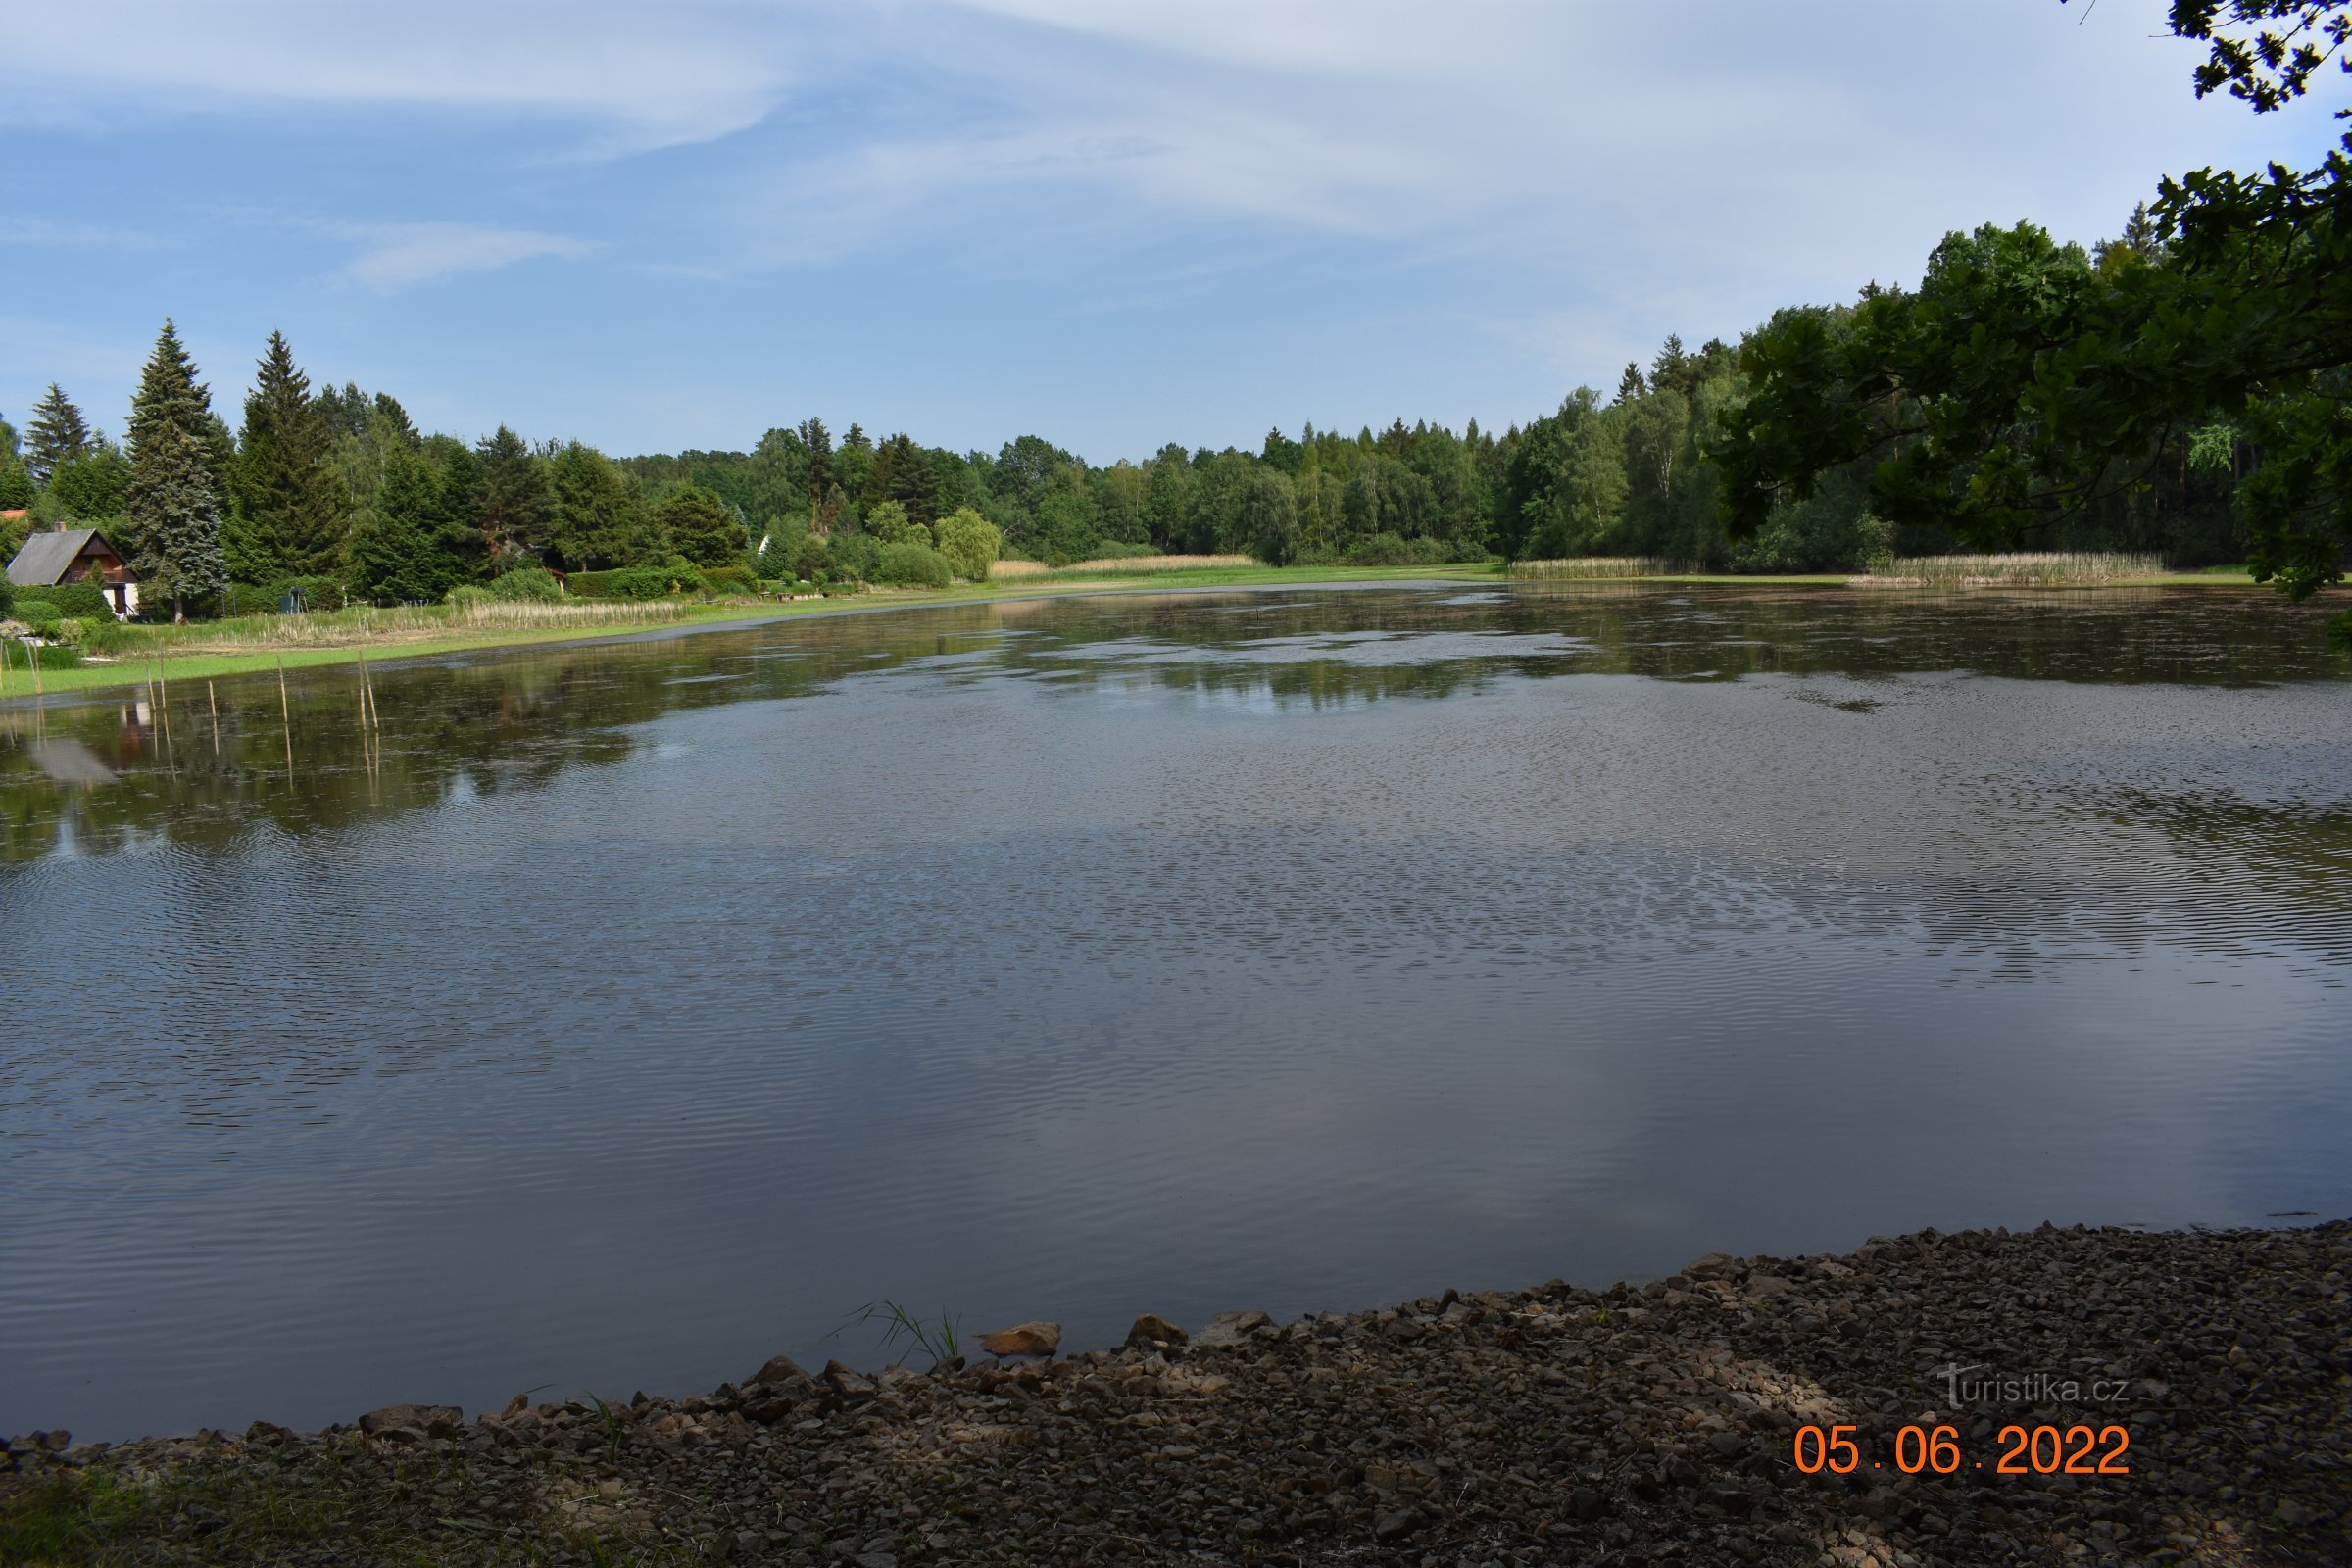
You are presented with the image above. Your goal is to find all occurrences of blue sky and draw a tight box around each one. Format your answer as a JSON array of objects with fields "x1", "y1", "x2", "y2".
[{"x1": 2, "y1": 0, "x2": 2338, "y2": 465}]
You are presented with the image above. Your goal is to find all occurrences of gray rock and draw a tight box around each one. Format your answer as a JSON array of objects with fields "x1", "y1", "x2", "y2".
[{"x1": 1193, "y1": 1310, "x2": 1273, "y2": 1349}]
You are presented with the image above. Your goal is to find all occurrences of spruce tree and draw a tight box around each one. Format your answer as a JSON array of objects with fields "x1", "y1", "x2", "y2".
[
  {"x1": 0, "y1": 459, "x2": 34, "y2": 510},
  {"x1": 230, "y1": 331, "x2": 342, "y2": 582},
  {"x1": 124, "y1": 319, "x2": 229, "y2": 620},
  {"x1": 24, "y1": 384, "x2": 94, "y2": 486},
  {"x1": 476, "y1": 425, "x2": 554, "y2": 567}
]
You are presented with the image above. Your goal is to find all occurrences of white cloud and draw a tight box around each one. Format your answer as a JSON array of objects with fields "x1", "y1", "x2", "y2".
[
  {"x1": 6, "y1": 0, "x2": 796, "y2": 152},
  {"x1": 342, "y1": 224, "x2": 600, "y2": 291}
]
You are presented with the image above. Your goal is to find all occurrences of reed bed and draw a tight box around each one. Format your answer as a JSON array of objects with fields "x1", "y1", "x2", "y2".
[
  {"x1": 1506, "y1": 557, "x2": 1692, "y2": 581},
  {"x1": 112, "y1": 598, "x2": 696, "y2": 653},
  {"x1": 1862, "y1": 552, "x2": 2166, "y2": 587},
  {"x1": 988, "y1": 553, "x2": 1255, "y2": 579}
]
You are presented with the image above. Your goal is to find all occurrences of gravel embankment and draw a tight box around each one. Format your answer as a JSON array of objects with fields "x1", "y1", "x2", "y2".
[{"x1": 5, "y1": 1221, "x2": 2347, "y2": 1566}]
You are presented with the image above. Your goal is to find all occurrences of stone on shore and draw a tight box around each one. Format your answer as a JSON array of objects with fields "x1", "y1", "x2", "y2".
[
  {"x1": 977, "y1": 1321, "x2": 1060, "y2": 1357},
  {"x1": 1123, "y1": 1312, "x2": 1187, "y2": 1348},
  {"x1": 1191, "y1": 1309, "x2": 1271, "y2": 1348}
]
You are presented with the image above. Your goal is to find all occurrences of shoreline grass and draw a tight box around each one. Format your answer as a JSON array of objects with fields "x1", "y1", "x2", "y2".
[{"x1": 0, "y1": 559, "x2": 2281, "y2": 702}]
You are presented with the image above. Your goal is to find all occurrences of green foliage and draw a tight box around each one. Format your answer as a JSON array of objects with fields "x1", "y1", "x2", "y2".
[
  {"x1": 477, "y1": 424, "x2": 555, "y2": 570},
  {"x1": 1337, "y1": 532, "x2": 1454, "y2": 566},
  {"x1": 1717, "y1": 5, "x2": 2351, "y2": 604},
  {"x1": 792, "y1": 533, "x2": 833, "y2": 582},
  {"x1": 547, "y1": 442, "x2": 659, "y2": 570},
  {"x1": 0, "y1": 576, "x2": 11, "y2": 615},
  {"x1": 934, "y1": 506, "x2": 1003, "y2": 580},
  {"x1": 228, "y1": 331, "x2": 342, "y2": 584},
  {"x1": 699, "y1": 564, "x2": 760, "y2": 595},
  {"x1": 864, "y1": 498, "x2": 929, "y2": 547},
  {"x1": 0, "y1": 458, "x2": 34, "y2": 510},
  {"x1": 122, "y1": 319, "x2": 228, "y2": 619},
  {"x1": 24, "y1": 383, "x2": 94, "y2": 485},
  {"x1": 487, "y1": 565, "x2": 562, "y2": 602},
  {"x1": 1236, "y1": 466, "x2": 1302, "y2": 564},
  {"x1": 658, "y1": 485, "x2": 747, "y2": 567},
  {"x1": 17, "y1": 582, "x2": 115, "y2": 619},
  {"x1": 566, "y1": 564, "x2": 704, "y2": 600},
  {"x1": 46, "y1": 444, "x2": 131, "y2": 520},
  {"x1": 16, "y1": 599, "x2": 63, "y2": 632},
  {"x1": 871, "y1": 541, "x2": 953, "y2": 587}
]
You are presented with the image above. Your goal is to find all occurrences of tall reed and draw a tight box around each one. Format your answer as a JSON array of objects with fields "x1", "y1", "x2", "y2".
[
  {"x1": 1863, "y1": 553, "x2": 2165, "y2": 587},
  {"x1": 988, "y1": 554, "x2": 1255, "y2": 579},
  {"x1": 1506, "y1": 557, "x2": 1692, "y2": 581}
]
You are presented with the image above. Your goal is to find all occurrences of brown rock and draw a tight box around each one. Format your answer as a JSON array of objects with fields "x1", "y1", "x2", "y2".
[
  {"x1": 978, "y1": 1321, "x2": 1062, "y2": 1357},
  {"x1": 746, "y1": 1353, "x2": 808, "y2": 1388},
  {"x1": 358, "y1": 1404, "x2": 462, "y2": 1438},
  {"x1": 1124, "y1": 1313, "x2": 1189, "y2": 1349}
]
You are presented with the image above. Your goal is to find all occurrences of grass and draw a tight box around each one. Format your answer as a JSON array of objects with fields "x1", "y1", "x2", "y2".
[
  {"x1": 1507, "y1": 557, "x2": 1693, "y2": 581},
  {"x1": 988, "y1": 553, "x2": 1255, "y2": 579},
  {"x1": 838, "y1": 1299, "x2": 961, "y2": 1367},
  {"x1": 1861, "y1": 551, "x2": 2169, "y2": 586}
]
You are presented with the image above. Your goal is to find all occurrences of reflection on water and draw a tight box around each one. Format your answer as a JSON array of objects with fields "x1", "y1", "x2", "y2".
[{"x1": 2, "y1": 584, "x2": 2348, "y2": 1442}]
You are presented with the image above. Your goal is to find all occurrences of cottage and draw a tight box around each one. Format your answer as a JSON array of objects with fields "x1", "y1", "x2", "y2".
[{"x1": 5, "y1": 526, "x2": 141, "y2": 617}]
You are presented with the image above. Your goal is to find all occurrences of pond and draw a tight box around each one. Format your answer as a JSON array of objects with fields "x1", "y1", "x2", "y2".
[{"x1": 3, "y1": 583, "x2": 2348, "y2": 1442}]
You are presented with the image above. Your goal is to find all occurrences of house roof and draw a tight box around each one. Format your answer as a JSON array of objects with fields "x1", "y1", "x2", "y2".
[{"x1": 5, "y1": 527, "x2": 121, "y2": 588}]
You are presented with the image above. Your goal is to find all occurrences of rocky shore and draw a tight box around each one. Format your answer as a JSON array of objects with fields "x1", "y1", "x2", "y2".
[{"x1": 6, "y1": 1221, "x2": 2347, "y2": 1567}]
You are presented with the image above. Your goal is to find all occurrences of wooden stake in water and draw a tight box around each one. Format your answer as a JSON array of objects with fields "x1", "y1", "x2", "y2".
[
  {"x1": 277, "y1": 655, "x2": 295, "y2": 780},
  {"x1": 209, "y1": 680, "x2": 220, "y2": 756}
]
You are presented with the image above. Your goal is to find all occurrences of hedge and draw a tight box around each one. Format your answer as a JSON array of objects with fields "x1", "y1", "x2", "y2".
[
  {"x1": 700, "y1": 564, "x2": 760, "y2": 596},
  {"x1": 16, "y1": 582, "x2": 115, "y2": 619},
  {"x1": 566, "y1": 565, "x2": 706, "y2": 600}
]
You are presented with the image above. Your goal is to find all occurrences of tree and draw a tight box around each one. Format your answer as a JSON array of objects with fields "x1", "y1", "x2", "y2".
[
  {"x1": 1235, "y1": 467, "x2": 1301, "y2": 564},
  {"x1": 24, "y1": 385, "x2": 93, "y2": 485},
  {"x1": 934, "y1": 506, "x2": 1003, "y2": 580},
  {"x1": 476, "y1": 425, "x2": 554, "y2": 567},
  {"x1": 46, "y1": 443, "x2": 131, "y2": 520},
  {"x1": 123, "y1": 319, "x2": 227, "y2": 620},
  {"x1": 869, "y1": 432, "x2": 941, "y2": 524},
  {"x1": 861, "y1": 498, "x2": 928, "y2": 547},
  {"x1": 1717, "y1": 2, "x2": 2351, "y2": 636},
  {"x1": 660, "y1": 485, "x2": 747, "y2": 566},
  {"x1": 0, "y1": 460, "x2": 33, "y2": 510},
  {"x1": 546, "y1": 442, "x2": 657, "y2": 569},
  {"x1": 229, "y1": 331, "x2": 342, "y2": 582},
  {"x1": 351, "y1": 441, "x2": 445, "y2": 604}
]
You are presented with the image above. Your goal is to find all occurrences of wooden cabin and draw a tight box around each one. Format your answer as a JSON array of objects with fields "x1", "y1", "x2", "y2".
[{"x1": 5, "y1": 526, "x2": 141, "y2": 617}]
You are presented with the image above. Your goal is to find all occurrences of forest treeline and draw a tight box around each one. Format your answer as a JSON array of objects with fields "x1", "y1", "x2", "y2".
[{"x1": 0, "y1": 231, "x2": 2255, "y2": 618}]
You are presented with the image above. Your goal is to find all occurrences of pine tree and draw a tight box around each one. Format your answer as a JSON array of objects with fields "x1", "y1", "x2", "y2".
[
  {"x1": 24, "y1": 384, "x2": 94, "y2": 486},
  {"x1": 476, "y1": 425, "x2": 554, "y2": 567},
  {"x1": 124, "y1": 320, "x2": 228, "y2": 620},
  {"x1": 0, "y1": 459, "x2": 34, "y2": 510},
  {"x1": 229, "y1": 332, "x2": 344, "y2": 583},
  {"x1": 1615, "y1": 362, "x2": 1647, "y2": 405}
]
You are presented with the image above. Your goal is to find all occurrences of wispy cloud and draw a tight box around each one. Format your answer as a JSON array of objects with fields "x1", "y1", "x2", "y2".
[
  {"x1": 341, "y1": 223, "x2": 601, "y2": 291},
  {"x1": 0, "y1": 219, "x2": 168, "y2": 250},
  {"x1": 7, "y1": 0, "x2": 796, "y2": 153}
]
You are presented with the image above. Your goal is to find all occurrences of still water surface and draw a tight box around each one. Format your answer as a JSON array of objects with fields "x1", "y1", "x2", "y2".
[{"x1": 3, "y1": 584, "x2": 2348, "y2": 1440}]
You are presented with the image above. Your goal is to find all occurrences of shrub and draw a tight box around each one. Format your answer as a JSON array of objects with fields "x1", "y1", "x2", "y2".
[
  {"x1": 871, "y1": 542, "x2": 953, "y2": 588},
  {"x1": 447, "y1": 583, "x2": 494, "y2": 607},
  {"x1": 934, "y1": 507, "x2": 1004, "y2": 582},
  {"x1": 486, "y1": 566, "x2": 562, "y2": 602},
  {"x1": 1342, "y1": 532, "x2": 1453, "y2": 567},
  {"x1": 567, "y1": 565, "x2": 704, "y2": 600},
  {"x1": 18, "y1": 581, "x2": 115, "y2": 619},
  {"x1": 0, "y1": 577, "x2": 12, "y2": 616},
  {"x1": 225, "y1": 584, "x2": 282, "y2": 616},
  {"x1": 15, "y1": 600, "x2": 64, "y2": 633},
  {"x1": 700, "y1": 564, "x2": 760, "y2": 596}
]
